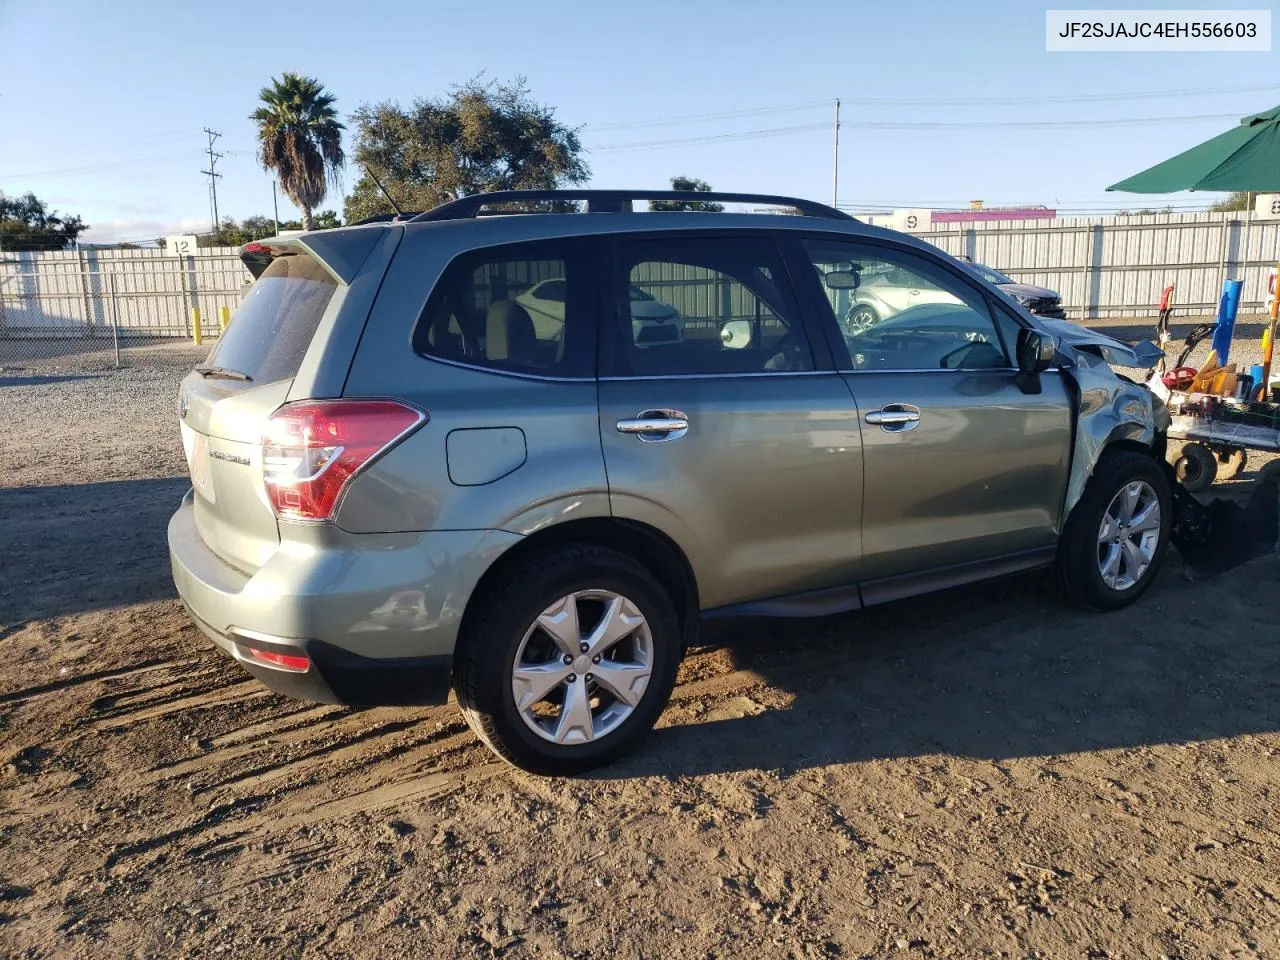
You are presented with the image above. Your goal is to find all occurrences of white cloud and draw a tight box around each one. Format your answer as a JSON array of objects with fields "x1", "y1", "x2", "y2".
[{"x1": 81, "y1": 216, "x2": 210, "y2": 244}]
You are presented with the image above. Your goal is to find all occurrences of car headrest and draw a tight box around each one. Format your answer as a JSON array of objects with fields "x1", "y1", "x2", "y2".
[{"x1": 486, "y1": 301, "x2": 537, "y2": 362}]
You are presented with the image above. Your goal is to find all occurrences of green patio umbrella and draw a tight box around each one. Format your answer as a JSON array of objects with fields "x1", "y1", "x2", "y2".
[
  {"x1": 1108, "y1": 105, "x2": 1280, "y2": 193},
  {"x1": 1109, "y1": 105, "x2": 1280, "y2": 397}
]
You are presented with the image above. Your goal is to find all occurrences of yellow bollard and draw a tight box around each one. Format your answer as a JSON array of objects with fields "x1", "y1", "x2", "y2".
[
  {"x1": 191, "y1": 307, "x2": 202, "y2": 346},
  {"x1": 218, "y1": 305, "x2": 231, "y2": 332}
]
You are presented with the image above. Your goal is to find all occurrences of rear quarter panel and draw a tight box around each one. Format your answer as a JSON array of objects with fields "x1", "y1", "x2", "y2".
[{"x1": 337, "y1": 224, "x2": 609, "y2": 535}]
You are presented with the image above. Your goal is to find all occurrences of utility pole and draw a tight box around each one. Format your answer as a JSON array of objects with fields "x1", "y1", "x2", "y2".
[
  {"x1": 201, "y1": 128, "x2": 223, "y2": 235},
  {"x1": 272, "y1": 180, "x2": 280, "y2": 236},
  {"x1": 831, "y1": 99, "x2": 840, "y2": 208}
]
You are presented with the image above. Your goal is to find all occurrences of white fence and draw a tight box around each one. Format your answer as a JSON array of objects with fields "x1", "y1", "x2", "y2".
[
  {"x1": 2, "y1": 213, "x2": 1277, "y2": 345},
  {"x1": 0, "y1": 247, "x2": 247, "y2": 341},
  {"x1": 915, "y1": 211, "x2": 1280, "y2": 320}
]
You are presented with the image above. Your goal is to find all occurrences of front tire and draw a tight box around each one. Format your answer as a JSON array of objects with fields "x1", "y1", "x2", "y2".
[
  {"x1": 454, "y1": 544, "x2": 681, "y2": 775},
  {"x1": 1056, "y1": 450, "x2": 1171, "y2": 611}
]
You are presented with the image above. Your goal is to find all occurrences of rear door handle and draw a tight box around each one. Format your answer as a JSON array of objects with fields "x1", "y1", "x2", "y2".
[
  {"x1": 864, "y1": 403, "x2": 921, "y2": 432},
  {"x1": 616, "y1": 409, "x2": 689, "y2": 442}
]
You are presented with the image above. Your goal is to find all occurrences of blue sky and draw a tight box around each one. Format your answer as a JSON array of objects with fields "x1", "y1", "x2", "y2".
[{"x1": 2, "y1": 0, "x2": 1277, "y2": 242}]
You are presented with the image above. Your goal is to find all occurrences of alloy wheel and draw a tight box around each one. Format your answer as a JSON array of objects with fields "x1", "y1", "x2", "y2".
[
  {"x1": 511, "y1": 590, "x2": 653, "y2": 745},
  {"x1": 1096, "y1": 480, "x2": 1162, "y2": 591}
]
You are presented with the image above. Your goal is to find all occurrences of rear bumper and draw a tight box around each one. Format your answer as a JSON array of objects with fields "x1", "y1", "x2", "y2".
[
  {"x1": 167, "y1": 488, "x2": 520, "y2": 706},
  {"x1": 185, "y1": 606, "x2": 455, "y2": 705}
]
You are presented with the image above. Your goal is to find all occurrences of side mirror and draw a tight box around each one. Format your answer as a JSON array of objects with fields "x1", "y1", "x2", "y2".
[
  {"x1": 823, "y1": 269, "x2": 860, "y2": 291},
  {"x1": 720, "y1": 319, "x2": 753, "y2": 349},
  {"x1": 1015, "y1": 327, "x2": 1055, "y2": 394}
]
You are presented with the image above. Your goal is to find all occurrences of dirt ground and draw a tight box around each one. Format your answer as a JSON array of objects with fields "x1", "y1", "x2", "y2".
[{"x1": 2, "y1": 331, "x2": 1279, "y2": 960}]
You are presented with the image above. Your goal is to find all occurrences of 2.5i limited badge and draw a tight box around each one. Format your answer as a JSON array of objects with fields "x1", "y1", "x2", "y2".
[{"x1": 209, "y1": 449, "x2": 251, "y2": 466}]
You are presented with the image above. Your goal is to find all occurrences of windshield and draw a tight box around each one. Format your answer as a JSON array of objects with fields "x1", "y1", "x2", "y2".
[
  {"x1": 203, "y1": 252, "x2": 338, "y2": 384},
  {"x1": 973, "y1": 263, "x2": 1014, "y2": 285}
]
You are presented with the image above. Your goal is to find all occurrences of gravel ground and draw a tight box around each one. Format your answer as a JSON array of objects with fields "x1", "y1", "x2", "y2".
[
  {"x1": 0, "y1": 342, "x2": 203, "y2": 488},
  {"x1": 2, "y1": 325, "x2": 1279, "y2": 959}
]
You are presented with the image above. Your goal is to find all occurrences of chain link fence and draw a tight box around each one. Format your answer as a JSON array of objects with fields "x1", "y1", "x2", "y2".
[{"x1": 0, "y1": 247, "x2": 249, "y2": 368}]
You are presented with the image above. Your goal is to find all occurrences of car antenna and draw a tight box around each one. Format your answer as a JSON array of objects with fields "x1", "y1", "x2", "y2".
[{"x1": 364, "y1": 164, "x2": 405, "y2": 217}]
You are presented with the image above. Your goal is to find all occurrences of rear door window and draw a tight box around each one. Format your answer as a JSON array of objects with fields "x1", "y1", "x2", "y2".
[
  {"x1": 606, "y1": 236, "x2": 814, "y2": 377},
  {"x1": 414, "y1": 240, "x2": 595, "y2": 378},
  {"x1": 205, "y1": 252, "x2": 338, "y2": 384}
]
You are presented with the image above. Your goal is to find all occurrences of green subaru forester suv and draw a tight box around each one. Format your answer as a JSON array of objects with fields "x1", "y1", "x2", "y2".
[{"x1": 169, "y1": 190, "x2": 1171, "y2": 774}]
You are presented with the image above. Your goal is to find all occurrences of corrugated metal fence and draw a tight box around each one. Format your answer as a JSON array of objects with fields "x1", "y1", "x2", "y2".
[
  {"x1": 3, "y1": 213, "x2": 1277, "y2": 359},
  {"x1": 917, "y1": 211, "x2": 1280, "y2": 320},
  {"x1": 0, "y1": 247, "x2": 246, "y2": 342}
]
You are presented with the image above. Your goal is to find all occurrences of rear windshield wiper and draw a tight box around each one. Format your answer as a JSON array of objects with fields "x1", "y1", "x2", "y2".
[{"x1": 194, "y1": 365, "x2": 253, "y2": 382}]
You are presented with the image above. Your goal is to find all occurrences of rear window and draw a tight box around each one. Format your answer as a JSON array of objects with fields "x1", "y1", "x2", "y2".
[
  {"x1": 413, "y1": 239, "x2": 595, "y2": 378},
  {"x1": 206, "y1": 253, "x2": 338, "y2": 384}
]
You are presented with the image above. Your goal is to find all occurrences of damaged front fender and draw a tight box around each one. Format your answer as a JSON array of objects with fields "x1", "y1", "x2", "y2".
[
  {"x1": 1040, "y1": 318, "x2": 1166, "y2": 369},
  {"x1": 1055, "y1": 333, "x2": 1169, "y2": 525}
]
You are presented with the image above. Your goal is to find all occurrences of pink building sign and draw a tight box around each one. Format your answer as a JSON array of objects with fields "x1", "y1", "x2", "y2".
[{"x1": 931, "y1": 208, "x2": 1057, "y2": 223}]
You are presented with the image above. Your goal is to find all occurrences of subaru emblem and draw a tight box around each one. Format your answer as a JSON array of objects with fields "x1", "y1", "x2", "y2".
[{"x1": 179, "y1": 392, "x2": 189, "y2": 419}]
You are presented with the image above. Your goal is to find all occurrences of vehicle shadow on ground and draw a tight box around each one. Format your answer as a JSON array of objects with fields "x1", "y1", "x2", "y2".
[
  {"x1": 600, "y1": 556, "x2": 1280, "y2": 779},
  {"x1": 0, "y1": 374, "x2": 108, "y2": 388},
  {"x1": 0, "y1": 477, "x2": 188, "y2": 628}
]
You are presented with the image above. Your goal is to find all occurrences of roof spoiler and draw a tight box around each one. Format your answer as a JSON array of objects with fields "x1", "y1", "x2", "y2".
[{"x1": 239, "y1": 228, "x2": 384, "y2": 284}]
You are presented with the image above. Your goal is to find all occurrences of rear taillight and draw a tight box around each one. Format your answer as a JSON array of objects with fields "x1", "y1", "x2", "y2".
[
  {"x1": 243, "y1": 646, "x2": 311, "y2": 673},
  {"x1": 262, "y1": 400, "x2": 425, "y2": 521}
]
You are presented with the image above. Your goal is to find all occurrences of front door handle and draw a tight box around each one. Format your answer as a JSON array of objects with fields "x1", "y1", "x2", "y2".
[
  {"x1": 864, "y1": 403, "x2": 921, "y2": 432},
  {"x1": 616, "y1": 408, "x2": 689, "y2": 442}
]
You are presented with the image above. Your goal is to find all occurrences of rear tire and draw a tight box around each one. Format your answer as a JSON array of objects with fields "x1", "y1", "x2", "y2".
[
  {"x1": 1056, "y1": 450, "x2": 1171, "y2": 611},
  {"x1": 453, "y1": 544, "x2": 681, "y2": 775}
]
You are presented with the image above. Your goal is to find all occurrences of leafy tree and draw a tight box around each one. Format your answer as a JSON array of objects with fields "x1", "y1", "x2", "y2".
[
  {"x1": 192, "y1": 210, "x2": 341, "y2": 247},
  {"x1": 650, "y1": 176, "x2": 724, "y2": 212},
  {"x1": 1210, "y1": 191, "x2": 1254, "y2": 213},
  {"x1": 0, "y1": 192, "x2": 88, "y2": 250},
  {"x1": 251, "y1": 73, "x2": 346, "y2": 231},
  {"x1": 344, "y1": 76, "x2": 588, "y2": 222}
]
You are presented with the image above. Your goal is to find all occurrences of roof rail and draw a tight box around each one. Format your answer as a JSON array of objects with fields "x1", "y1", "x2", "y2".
[
  {"x1": 408, "y1": 190, "x2": 854, "y2": 223},
  {"x1": 350, "y1": 211, "x2": 421, "y2": 226}
]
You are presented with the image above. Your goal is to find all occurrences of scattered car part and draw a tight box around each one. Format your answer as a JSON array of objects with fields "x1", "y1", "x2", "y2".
[{"x1": 1172, "y1": 441, "x2": 1218, "y2": 492}]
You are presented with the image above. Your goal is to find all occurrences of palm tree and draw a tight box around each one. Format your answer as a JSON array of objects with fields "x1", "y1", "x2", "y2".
[{"x1": 251, "y1": 73, "x2": 345, "y2": 231}]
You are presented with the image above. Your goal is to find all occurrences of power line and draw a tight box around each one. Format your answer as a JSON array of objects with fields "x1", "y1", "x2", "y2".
[
  {"x1": 0, "y1": 151, "x2": 205, "y2": 182},
  {"x1": 1, "y1": 130, "x2": 196, "y2": 164},
  {"x1": 830, "y1": 82, "x2": 1280, "y2": 107},
  {"x1": 592, "y1": 112, "x2": 1240, "y2": 152},
  {"x1": 585, "y1": 99, "x2": 830, "y2": 131},
  {"x1": 844, "y1": 112, "x2": 1239, "y2": 130},
  {"x1": 201, "y1": 128, "x2": 223, "y2": 234},
  {"x1": 583, "y1": 82, "x2": 1280, "y2": 132},
  {"x1": 593, "y1": 122, "x2": 830, "y2": 152}
]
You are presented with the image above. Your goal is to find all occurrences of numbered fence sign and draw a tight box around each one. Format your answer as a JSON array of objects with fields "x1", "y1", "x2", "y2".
[
  {"x1": 892, "y1": 209, "x2": 933, "y2": 233},
  {"x1": 166, "y1": 235, "x2": 198, "y2": 256},
  {"x1": 1254, "y1": 194, "x2": 1280, "y2": 220}
]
